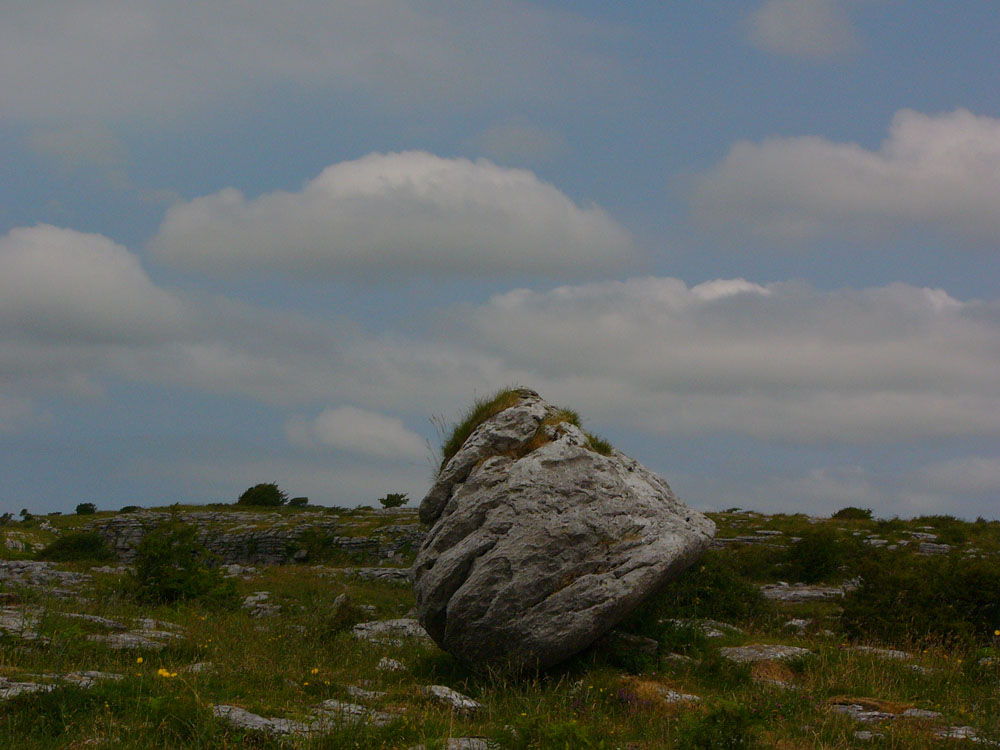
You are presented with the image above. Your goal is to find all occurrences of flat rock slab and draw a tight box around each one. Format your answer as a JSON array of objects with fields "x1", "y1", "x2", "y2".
[
  {"x1": 760, "y1": 583, "x2": 846, "y2": 602},
  {"x1": 413, "y1": 389, "x2": 714, "y2": 671},
  {"x1": 423, "y1": 685, "x2": 480, "y2": 716},
  {"x1": 352, "y1": 618, "x2": 431, "y2": 645},
  {"x1": 719, "y1": 644, "x2": 812, "y2": 663}
]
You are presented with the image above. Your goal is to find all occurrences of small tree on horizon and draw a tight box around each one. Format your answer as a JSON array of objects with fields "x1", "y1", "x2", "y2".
[
  {"x1": 76, "y1": 502, "x2": 97, "y2": 515},
  {"x1": 237, "y1": 483, "x2": 288, "y2": 507},
  {"x1": 378, "y1": 492, "x2": 409, "y2": 509}
]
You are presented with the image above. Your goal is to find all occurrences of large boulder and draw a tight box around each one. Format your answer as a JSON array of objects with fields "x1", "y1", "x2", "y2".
[{"x1": 412, "y1": 388, "x2": 715, "y2": 671}]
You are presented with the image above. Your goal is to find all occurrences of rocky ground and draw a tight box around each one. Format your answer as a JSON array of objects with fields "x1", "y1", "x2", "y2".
[{"x1": 1, "y1": 505, "x2": 998, "y2": 748}]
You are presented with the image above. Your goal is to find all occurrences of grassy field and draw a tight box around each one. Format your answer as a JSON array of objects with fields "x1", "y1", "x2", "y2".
[{"x1": 1, "y1": 507, "x2": 998, "y2": 748}]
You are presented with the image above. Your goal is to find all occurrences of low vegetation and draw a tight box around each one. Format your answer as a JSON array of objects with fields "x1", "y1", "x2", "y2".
[{"x1": 1, "y1": 506, "x2": 998, "y2": 748}]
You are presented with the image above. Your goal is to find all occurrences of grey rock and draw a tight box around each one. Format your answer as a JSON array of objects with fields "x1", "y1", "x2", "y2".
[
  {"x1": 412, "y1": 389, "x2": 714, "y2": 671},
  {"x1": 831, "y1": 703, "x2": 897, "y2": 723},
  {"x1": 377, "y1": 657, "x2": 406, "y2": 672},
  {"x1": 352, "y1": 618, "x2": 432, "y2": 645},
  {"x1": 901, "y1": 708, "x2": 942, "y2": 719},
  {"x1": 62, "y1": 613, "x2": 128, "y2": 630},
  {"x1": 848, "y1": 646, "x2": 912, "y2": 661},
  {"x1": 410, "y1": 740, "x2": 494, "y2": 750},
  {"x1": 62, "y1": 671, "x2": 124, "y2": 689},
  {"x1": 315, "y1": 699, "x2": 395, "y2": 727},
  {"x1": 760, "y1": 583, "x2": 846, "y2": 602},
  {"x1": 346, "y1": 685, "x2": 386, "y2": 702},
  {"x1": 918, "y1": 542, "x2": 952, "y2": 555},
  {"x1": 719, "y1": 644, "x2": 812, "y2": 663},
  {"x1": 0, "y1": 676, "x2": 56, "y2": 700},
  {"x1": 423, "y1": 685, "x2": 480, "y2": 715},
  {"x1": 664, "y1": 618, "x2": 743, "y2": 638}
]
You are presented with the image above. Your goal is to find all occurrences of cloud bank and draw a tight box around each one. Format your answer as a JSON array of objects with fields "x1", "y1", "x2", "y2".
[
  {"x1": 691, "y1": 109, "x2": 1000, "y2": 242},
  {"x1": 151, "y1": 151, "x2": 632, "y2": 278},
  {"x1": 286, "y1": 406, "x2": 426, "y2": 460},
  {"x1": 748, "y1": 0, "x2": 858, "y2": 59},
  {"x1": 1, "y1": 0, "x2": 618, "y2": 122}
]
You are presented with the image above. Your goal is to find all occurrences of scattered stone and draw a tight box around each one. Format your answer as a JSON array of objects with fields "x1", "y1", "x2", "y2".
[
  {"x1": 410, "y1": 739, "x2": 493, "y2": 750},
  {"x1": 854, "y1": 730, "x2": 881, "y2": 741},
  {"x1": 754, "y1": 530, "x2": 783, "y2": 536},
  {"x1": 221, "y1": 564, "x2": 258, "y2": 578},
  {"x1": 351, "y1": 618, "x2": 431, "y2": 645},
  {"x1": 343, "y1": 567, "x2": 411, "y2": 583},
  {"x1": 243, "y1": 592, "x2": 281, "y2": 618},
  {"x1": 760, "y1": 583, "x2": 847, "y2": 602},
  {"x1": 847, "y1": 646, "x2": 912, "y2": 661},
  {"x1": 918, "y1": 542, "x2": 952, "y2": 555},
  {"x1": 62, "y1": 613, "x2": 128, "y2": 630},
  {"x1": 87, "y1": 628, "x2": 182, "y2": 650},
  {"x1": 0, "y1": 607, "x2": 41, "y2": 640},
  {"x1": 864, "y1": 538, "x2": 888, "y2": 547},
  {"x1": 135, "y1": 618, "x2": 184, "y2": 632},
  {"x1": 212, "y1": 705, "x2": 313, "y2": 736},
  {"x1": 935, "y1": 725, "x2": 997, "y2": 745},
  {"x1": 664, "y1": 618, "x2": 743, "y2": 638},
  {"x1": 907, "y1": 532, "x2": 938, "y2": 541},
  {"x1": 180, "y1": 662, "x2": 213, "y2": 674},
  {"x1": 901, "y1": 708, "x2": 942, "y2": 719},
  {"x1": 831, "y1": 703, "x2": 897, "y2": 723},
  {"x1": 719, "y1": 644, "x2": 812, "y2": 663},
  {"x1": 377, "y1": 657, "x2": 406, "y2": 672},
  {"x1": 0, "y1": 676, "x2": 56, "y2": 700},
  {"x1": 413, "y1": 388, "x2": 715, "y2": 671},
  {"x1": 346, "y1": 685, "x2": 386, "y2": 702},
  {"x1": 657, "y1": 688, "x2": 701, "y2": 703},
  {"x1": 424, "y1": 685, "x2": 480, "y2": 716},
  {"x1": 315, "y1": 699, "x2": 395, "y2": 727},
  {"x1": 62, "y1": 671, "x2": 124, "y2": 689}
]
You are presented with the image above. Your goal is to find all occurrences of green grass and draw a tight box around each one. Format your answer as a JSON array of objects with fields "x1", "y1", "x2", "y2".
[{"x1": 2, "y1": 508, "x2": 1000, "y2": 748}]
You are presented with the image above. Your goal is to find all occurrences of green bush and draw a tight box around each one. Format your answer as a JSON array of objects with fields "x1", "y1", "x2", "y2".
[
  {"x1": 288, "y1": 496, "x2": 309, "y2": 507},
  {"x1": 842, "y1": 551, "x2": 1000, "y2": 647},
  {"x1": 118, "y1": 505, "x2": 140, "y2": 513},
  {"x1": 126, "y1": 518, "x2": 237, "y2": 605},
  {"x1": 623, "y1": 550, "x2": 772, "y2": 637},
  {"x1": 781, "y1": 527, "x2": 853, "y2": 584},
  {"x1": 75, "y1": 502, "x2": 97, "y2": 515},
  {"x1": 36, "y1": 531, "x2": 114, "y2": 562},
  {"x1": 831, "y1": 506, "x2": 872, "y2": 520},
  {"x1": 378, "y1": 492, "x2": 409, "y2": 509},
  {"x1": 912, "y1": 514, "x2": 969, "y2": 545},
  {"x1": 675, "y1": 703, "x2": 759, "y2": 750},
  {"x1": 236, "y1": 482, "x2": 287, "y2": 507}
]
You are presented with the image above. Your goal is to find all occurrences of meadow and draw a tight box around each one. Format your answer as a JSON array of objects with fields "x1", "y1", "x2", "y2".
[{"x1": 1, "y1": 505, "x2": 998, "y2": 749}]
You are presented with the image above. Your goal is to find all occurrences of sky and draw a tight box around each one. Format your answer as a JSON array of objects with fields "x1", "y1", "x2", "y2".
[{"x1": 2, "y1": 0, "x2": 999, "y2": 519}]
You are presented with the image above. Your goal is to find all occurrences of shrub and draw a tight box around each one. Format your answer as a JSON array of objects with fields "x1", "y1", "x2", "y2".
[
  {"x1": 236, "y1": 482, "x2": 287, "y2": 507},
  {"x1": 781, "y1": 527, "x2": 850, "y2": 584},
  {"x1": 831, "y1": 506, "x2": 872, "y2": 520},
  {"x1": 912, "y1": 514, "x2": 969, "y2": 545},
  {"x1": 378, "y1": 492, "x2": 409, "y2": 509},
  {"x1": 623, "y1": 550, "x2": 772, "y2": 637},
  {"x1": 118, "y1": 505, "x2": 140, "y2": 514},
  {"x1": 75, "y1": 502, "x2": 97, "y2": 515},
  {"x1": 842, "y1": 551, "x2": 1000, "y2": 647},
  {"x1": 288, "y1": 496, "x2": 309, "y2": 507},
  {"x1": 675, "y1": 703, "x2": 759, "y2": 750},
  {"x1": 36, "y1": 531, "x2": 114, "y2": 562},
  {"x1": 440, "y1": 387, "x2": 524, "y2": 469},
  {"x1": 126, "y1": 517, "x2": 237, "y2": 605}
]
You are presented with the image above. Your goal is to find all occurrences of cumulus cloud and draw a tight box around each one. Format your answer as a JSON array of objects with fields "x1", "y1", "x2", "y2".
[
  {"x1": 748, "y1": 0, "x2": 858, "y2": 59},
  {"x1": 461, "y1": 276, "x2": 1000, "y2": 442},
  {"x1": 151, "y1": 151, "x2": 632, "y2": 278},
  {"x1": 0, "y1": 224, "x2": 185, "y2": 345},
  {"x1": 286, "y1": 406, "x2": 426, "y2": 460},
  {"x1": 1, "y1": 0, "x2": 618, "y2": 122},
  {"x1": 691, "y1": 109, "x2": 1000, "y2": 242}
]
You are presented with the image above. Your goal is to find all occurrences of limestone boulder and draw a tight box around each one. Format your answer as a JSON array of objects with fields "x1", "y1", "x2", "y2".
[{"x1": 412, "y1": 388, "x2": 715, "y2": 671}]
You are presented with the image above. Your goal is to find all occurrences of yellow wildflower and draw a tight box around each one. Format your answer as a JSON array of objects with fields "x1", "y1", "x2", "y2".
[{"x1": 136, "y1": 657, "x2": 143, "y2": 664}]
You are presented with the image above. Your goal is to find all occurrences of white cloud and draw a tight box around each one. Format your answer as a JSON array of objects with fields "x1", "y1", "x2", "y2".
[
  {"x1": 691, "y1": 109, "x2": 1000, "y2": 242},
  {"x1": 460, "y1": 276, "x2": 1000, "y2": 442},
  {"x1": 466, "y1": 117, "x2": 568, "y2": 164},
  {"x1": 0, "y1": 224, "x2": 185, "y2": 345},
  {"x1": 0, "y1": 0, "x2": 619, "y2": 122},
  {"x1": 748, "y1": 0, "x2": 858, "y2": 59},
  {"x1": 286, "y1": 406, "x2": 426, "y2": 460},
  {"x1": 151, "y1": 151, "x2": 632, "y2": 278}
]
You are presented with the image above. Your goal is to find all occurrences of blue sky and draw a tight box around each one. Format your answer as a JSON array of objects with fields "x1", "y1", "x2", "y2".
[{"x1": 2, "y1": 0, "x2": 998, "y2": 518}]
